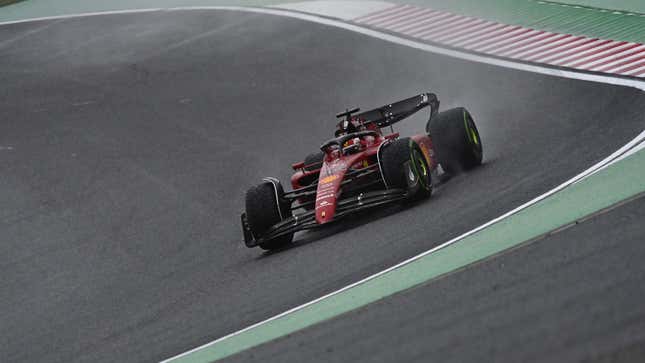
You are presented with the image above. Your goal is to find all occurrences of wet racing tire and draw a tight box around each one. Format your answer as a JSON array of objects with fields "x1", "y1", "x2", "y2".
[
  {"x1": 245, "y1": 181, "x2": 294, "y2": 250},
  {"x1": 379, "y1": 138, "x2": 432, "y2": 200},
  {"x1": 427, "y1": 107, "x2": 483, "y2": 174}
]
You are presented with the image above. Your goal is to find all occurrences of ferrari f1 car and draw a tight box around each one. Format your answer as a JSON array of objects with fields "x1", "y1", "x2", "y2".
[{"x1": 241, "y1": 93, "x2": 482, "y2": 250}]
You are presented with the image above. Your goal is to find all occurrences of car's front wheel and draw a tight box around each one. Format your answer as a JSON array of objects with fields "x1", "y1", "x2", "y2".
[{"x1": 245, "y1": 179, "x2": 293, "y2": 250}]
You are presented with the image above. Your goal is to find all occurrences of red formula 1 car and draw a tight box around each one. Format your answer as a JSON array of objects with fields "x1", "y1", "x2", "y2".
[{"x1": 241, "y1": 93, "x2": 482, "y2": 250}]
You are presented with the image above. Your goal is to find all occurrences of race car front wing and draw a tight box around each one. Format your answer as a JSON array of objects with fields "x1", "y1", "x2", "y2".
[{"x1": 242, "y1": 188, "x2": 409, "y2": 248}]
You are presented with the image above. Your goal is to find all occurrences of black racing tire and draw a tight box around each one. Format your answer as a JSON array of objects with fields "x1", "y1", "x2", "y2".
[
  {"x1": 245, "y1": 181, "x2": 294, "y2": 250},
  {"x1": 303, "y1": 152, "x2": 324, "y2": 171},
  {"x1": 379, "y1": 138, "x2": 432, "y2": 199},
  {"x1": 427, "y1": 107, "x2": 483, "y2": 174}
]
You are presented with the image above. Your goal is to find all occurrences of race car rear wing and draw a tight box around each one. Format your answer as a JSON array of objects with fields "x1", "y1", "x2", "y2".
[{"x1": 355, "y1": 93, "x2": 440, "y2": 128}]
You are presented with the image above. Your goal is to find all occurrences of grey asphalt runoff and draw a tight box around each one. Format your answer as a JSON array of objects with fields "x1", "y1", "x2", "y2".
[
  {"x1": 225, "y1": 195, "x2": 645, "y2": 363},
  {"x1": 1, "y1": 9, "x2": 644, "y2": 363}
]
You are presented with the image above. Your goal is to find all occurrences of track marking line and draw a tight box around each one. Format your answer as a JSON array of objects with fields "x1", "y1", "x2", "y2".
[
  {"x1": 273, "y1": 1, "x2": 395, "y2": 21},
  {"x1": 0, "y1": 18, "x2": 67, "y2": 49},
  {"x1": 439, "y1": 22, "x2": 508, "y2": 45},
  {"x1": 572, "y1": 131, "x2": 645, "y2": 182},
  {"x1": 354, "y1": 3, "x2": 411, "y2": 24},
  {"x1": 394, "y1": 10, "x2": 459, "y2": 34},
  {"x1": 506, "y1": 34, "x2": 583, "y2": 59},
  {"x1": 71, "y1": 100, "x2": 96, "y2": 107},
  {"x1": 426, "y1": 17, "x2": 487, "y2": 41},
  {"x1": 399, "y1": 12, "x2": 460, "y2": 36},
  {"x1": 587, "y1": 46, "x2": 645, "y2": 71},
  {"x1": 367, "y1": 6, "x2": 421, "y2": 27},
  {"x1": 606, "y1": 50, "x2": 645, "y2": 71},
  {"x1": 494, "y1": 31, "x2": 561, "y2": 56},
  {"x1": 419, "y1": 15, "x2": 483, "y2": 40},
  {"x1": 345, "y1": 3, "x2": 645, "y2": 79},
  {"x1": 352, "y1": 3, "x2": 404, "y2": 23},
  {"x1": 629, "y1": 65, "x2": 645, "y2": 76},
  {"x1": 3, "y1": 6, "x2": 644, "y2": 91},
  {"x1": 614, "y1": 59, "x2": 645, "y2": 74},
  {"x1": 384, "y1": 8, "x2": 439, "y2": 31},
  {"x1": 531, "y1": 38, "x2": 605, "y2": 63},
  {"x1": 477, "y1": 29, "x2": 547, "y2": 54},
  {"x1": 558, "y1": 41, "x2": 631, "y2": 67}
]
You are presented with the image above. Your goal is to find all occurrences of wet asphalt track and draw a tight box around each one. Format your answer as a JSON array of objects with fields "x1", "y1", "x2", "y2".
[
  {"x1": 225, "y1": 195, "x2": 645, "y2": 363},
  {"x1": 1, "y1": 9, "x2": 644, "y2": 363}
]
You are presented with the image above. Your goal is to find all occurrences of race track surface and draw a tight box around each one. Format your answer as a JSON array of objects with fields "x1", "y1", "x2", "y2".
[
  {"x1": 1, "y1": 10, "x2": 644, "y2": 362},
  {"x1": 225, "y1": 196, "x2": 645, "y2": 363}
]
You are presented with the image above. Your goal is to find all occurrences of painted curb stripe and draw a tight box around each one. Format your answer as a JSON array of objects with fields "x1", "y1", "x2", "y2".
[
  {"x1": 558, "y1": 41, "x2": 629, "y2": 67},
  {"x1": 537, "y1": 39, "x2": 612, "y2": 63},
  {"x1": 3, "y1": 6, "x2": 645, "y2": 92},
  {"x1": 386, "y1": 8, "x2": 441, "y2": 31},
  {"x1": 354, "y1": 3, "x2": 409, "y2": 24},
  {"x1": 585, "y1": 46, "x2": 645, "y2": 70},
  {"x1": 354, "y1": 4, "x2": 645, "y2": 79},
  {"x1": 503, "y1": 34, "x2": 580, "y2": 59},
  {"x1": 492, "y1": 31, "x2": 559, "y2": 56},
  {"x1": 440, "y1": 22, "x2": 507, "y2": 45},
  {"x1": 388, "y1": 9, "x2": 443, "y2": 33},
  {"x1": 426, "y1": 18, "x2": 488, "y2": 40},
  {"x1": 352, "y1": 4, "x2": 404, "y2": 23},
  {"x1": 433, "y1": 19, "x2": 496, "y2": 43},
  {"x1": 402, "y1": 12, "x2": 459, "y2": 36}
]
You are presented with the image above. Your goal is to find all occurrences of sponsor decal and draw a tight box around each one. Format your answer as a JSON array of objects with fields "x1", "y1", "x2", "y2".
[
  {"x1": 316, "y1": 192, "x2": 335, "y2": 201},
  {"x1": 320, "y1": 174, "x2": 339, "y2": 184},
  {"x1": 318, "y1": 184, "x2": 335, "y2": 193},
  {"x1": 317, "y1": 200, "x2": 331, "y2": 208}
]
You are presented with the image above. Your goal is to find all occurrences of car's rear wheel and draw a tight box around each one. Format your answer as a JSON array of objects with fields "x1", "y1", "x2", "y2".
[
  {"x1": 245, "y1": 180, "x2": 294, "y2": 250},
  {"x1": 427, "y1": 107, "x2": 483, "y2": 174},
  {"x1": 379, "y1": 138, "x2": 432, "y2": 199}
]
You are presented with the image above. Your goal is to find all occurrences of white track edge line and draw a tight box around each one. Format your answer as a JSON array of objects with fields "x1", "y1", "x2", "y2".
[
  {"x1": 0, "y1": 6, "x2": 642, "y2": 362},
  {"x1": 5, "y1": 6, "x2": 643, "y2": 90},
  {"x1": 579, "y1": 134, "x2": 645, "y2": 180}
]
